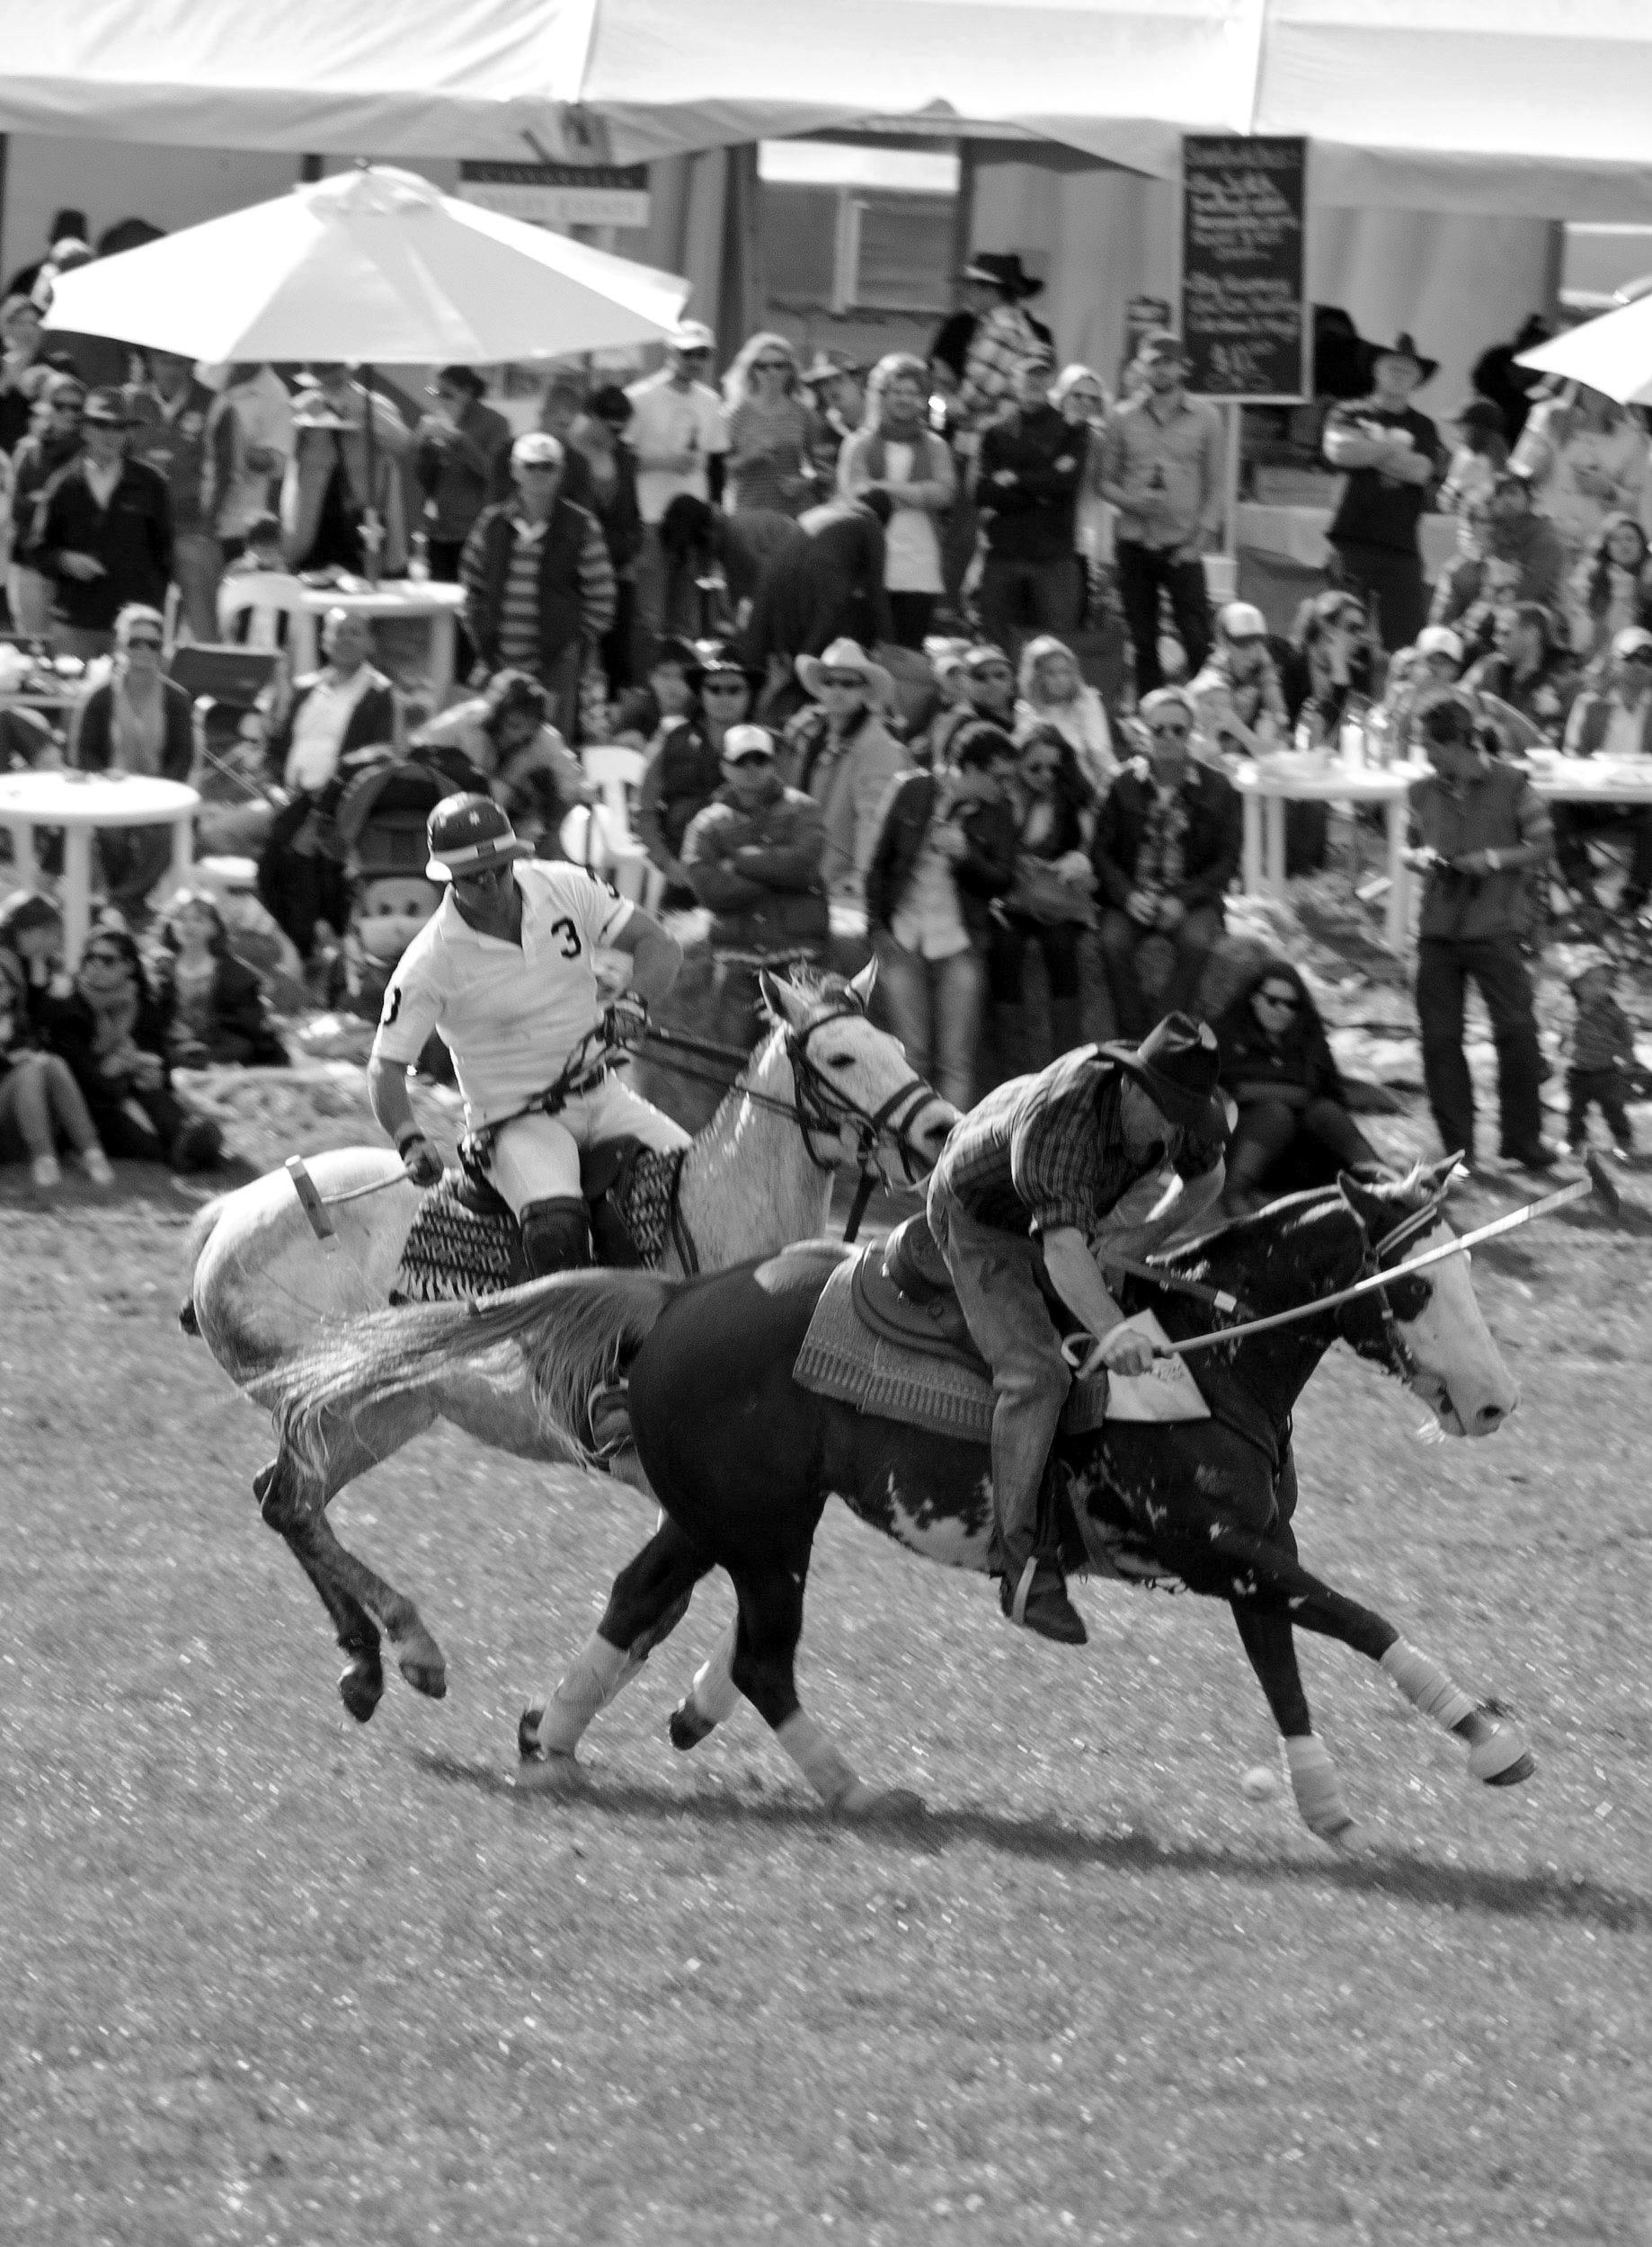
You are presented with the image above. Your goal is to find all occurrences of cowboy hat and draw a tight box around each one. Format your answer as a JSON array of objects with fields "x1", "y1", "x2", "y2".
[
  {"x1": 795, "y1": 639, "x2": 894, "y2": 707},
  {"x1": 798, "y1": 351, "x2": 864, "y2": 390},
  {"x1": 962, "y1": 251, "x2": 1044, "y2": 299},
  {"x1": 1367, "y1": 331, "x2": 1439, "y2": 384},
  {"x1": 687, "y1": 638, "x2": 765, "y2": 695},
  {"x1": 1098, "y1": 1013, "x2": 1227, "y2": 1139}
]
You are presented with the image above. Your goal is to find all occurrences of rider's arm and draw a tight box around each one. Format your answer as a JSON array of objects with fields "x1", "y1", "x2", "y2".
[
  {"x1": 606, "y1": 906, "x2": 682, "y2": 1008},
  {"x1": 1043, "y1": 1226, "x2": 1129, "y2": 1338},
  {"x1": 368, "y1": 1049, "x2": 420, "y2": 1148}
]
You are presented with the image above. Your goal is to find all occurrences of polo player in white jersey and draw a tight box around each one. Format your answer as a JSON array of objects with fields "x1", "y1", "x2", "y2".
[{"x1": 369, "y1": 792, "x2": 687, "y2": 1275}]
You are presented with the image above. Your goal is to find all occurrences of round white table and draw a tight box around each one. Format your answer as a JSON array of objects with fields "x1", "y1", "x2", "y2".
[
  {"x1": 0, "y1": 770, "x2": 200, "y2": 964},
  {"x1": 296, "y1": 582, "x2": 468, "y2": 699},
  {"x1": 1236, "y1": 755, "x2": 1430, "y2": 953}
]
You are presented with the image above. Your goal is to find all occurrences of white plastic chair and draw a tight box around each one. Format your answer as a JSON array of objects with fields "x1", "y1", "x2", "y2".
[
  {"x1": 576, "y1": 744, "x2": 666, "y2": 910},
  {"x1": 217, "y1": 576, "x2": 320, "y2": 672}
]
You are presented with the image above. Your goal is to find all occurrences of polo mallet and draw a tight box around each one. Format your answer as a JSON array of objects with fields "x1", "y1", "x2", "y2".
[{"x1": 285, "y1": 1153, "x2": 410, "y2": 1252}]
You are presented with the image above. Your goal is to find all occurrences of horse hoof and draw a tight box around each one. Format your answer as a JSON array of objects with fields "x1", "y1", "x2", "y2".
[
  {"x1": 519, "y1": 1706, "x2": 546, "y2": 1759},
  {"x1": 514, "y1": 1752, "x2": 588, "y2": 1797},
  {"x1": 1469, "y1": 1720, "x2": 1534, "y2": 1787},
  {"x1": 669, "y1": 1701, "x2": 715, "y2": 1754},
  {"x1": 1305, "y1": 1808, "x2": 1359, "y2": 1849},
  {"x1": 396, "y1": 1648, "x2": 448, "y2": 1701},
  {"x1": 838, "y1": 1784, "x2": 927, "y2": 1823},
  {"x1": 338, "y1": 1656, "x2": 384, "y2": 1724}
]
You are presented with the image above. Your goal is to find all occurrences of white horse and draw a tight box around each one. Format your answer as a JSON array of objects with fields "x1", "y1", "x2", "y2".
[{"x1": 182, "y1": 964, "x2": 958, "y2": 1721}]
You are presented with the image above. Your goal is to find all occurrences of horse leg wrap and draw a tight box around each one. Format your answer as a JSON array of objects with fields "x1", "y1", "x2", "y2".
[
  {"x1": 687, "y1": 1624, "x2": 741, "y2": 1729},
  {"x1": 1284, "y1": 1735, "x2": 1355, "y2": 1841},
  {"x1": 776, "y1": 1710, "x2": 860, "y2": 1810},
  {"x1": 534, "y1": 1634, "x2": 640, "y2": 1756},
  {"x1": 1381, "y1": 1639, "x2": 1476, "y2": 1736},
  {"x1": 1467, "y1": 1716, "x2": 1532, "y2": 1784}
]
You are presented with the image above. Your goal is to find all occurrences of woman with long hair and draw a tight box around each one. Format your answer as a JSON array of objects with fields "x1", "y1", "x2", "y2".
[
  {"x1": 838, "y1": 352, "x2": 955, "y2": 649},
  {"x1": 1568, "y1": 511, "x2": 1652, "y2": 663},
  {"x1": 721, "y1": 333, "x2": 817, "y2": 517},
  {"x1": 0, "y1": 946, "x2": 111, "y2": 1189},
  {"x1": 635, "y1": 640, "x2": 761, "y2": 900},
  {"x1": 989, "y1": 719, "x2": 1097, "y2": 1071},
  {"x1": 1050, "y1": 363, "x2": 1113, "y2": 611},
  {"x1": 149, "y1": 889, "x2": 289, "y2": 1070},
  {"x1": 1015, "y1": 633, "x2": 1115, "y2": 798},
  {"x1": 1212, "y1": 959, "x2": 1382, "y2": 1215},
  {"x1": 43, "y1": 922, "x2": 223, "y2": 1170}
]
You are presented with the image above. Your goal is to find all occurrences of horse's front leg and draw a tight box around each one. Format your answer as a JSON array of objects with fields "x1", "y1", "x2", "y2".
[{"x1": 1228, "y1": 1600, "x2": 1357, "y2": 1845}]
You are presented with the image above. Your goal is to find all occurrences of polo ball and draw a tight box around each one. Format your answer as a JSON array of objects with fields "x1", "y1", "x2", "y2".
[{"x1": 1241, "y1": 1765, "x2": 1280, "y2": 1801}]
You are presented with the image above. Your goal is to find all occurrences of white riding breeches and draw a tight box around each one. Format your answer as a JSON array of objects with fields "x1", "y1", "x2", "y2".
[{"x1": 484, "y1": 1073, "x2": 689, "y2": 1216}]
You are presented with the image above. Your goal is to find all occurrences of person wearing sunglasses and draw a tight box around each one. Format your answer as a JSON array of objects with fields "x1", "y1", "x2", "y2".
[
  {"x1": 788, "y1": 639, "x2": 909, "y2": 900},
  {"x1": 626, "y1": 321, "x2": 731, "y2": 651},
  {"x1": 721, "y1": 333, "x2": 817, "y2": 519},
  {"x1": 1212, "y1": 963, "x2": 1384, "y2": 1216},
  {"x1": 839, "y1": 352, "x2": 955, "y2": 651},
  {"x1": 7, "y1": 369, "x2": 85, "y2": 635},
  {"x1": 35, "y1": 386, "x2": 173, "y2": 662},
  {"x1": 71, "y1": 603, "x2": 197, "y2": 920},
  {"x1": 1092, "y1": 688, "x2": 1240, "y2": 1037},
  {"x1": 42, "y1": 923, "x2": 222, "y2": 1173},
  {"x1": 635, "y1": 641, "x2": 761, "y2": 901}
]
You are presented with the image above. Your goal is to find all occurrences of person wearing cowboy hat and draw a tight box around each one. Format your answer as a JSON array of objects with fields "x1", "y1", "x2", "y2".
[
  {"x1": 369, "y1": 792, "x2": 686, "y2": 1278},
  {"x1": 626, "y1": 320, "x2": 731, "y2": 653},
  {"x1": 1323, "y1": 333, "x2": 1447, "y2": 651},
  {"x1": 928, "y1": 1011, "x2": 1230, "y2": 1642},
  {"x1": 955, "y1": 253, "x2": 1051, "y2": 438},
  {"x1": 33, "y1": 386, "x2": 173, "y2": 662},
  {"x1": 787, "y1": 639, "x2": 909, "y2": 898}
]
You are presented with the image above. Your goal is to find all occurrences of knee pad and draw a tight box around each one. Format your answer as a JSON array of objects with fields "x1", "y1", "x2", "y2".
[{"x1": 518, "y1": 1196, "x2": 593, "y2": 1278}]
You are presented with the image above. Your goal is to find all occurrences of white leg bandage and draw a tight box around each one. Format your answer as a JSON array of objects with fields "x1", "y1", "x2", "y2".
[
  {"x1": 776, "y1": 1710, "x2": 860, "y2": 1808},
  {"x1": 687, "y1": 1624, "x2": 741, "y2": 1729},
  {"x1": 536, "y1": 1635, "x2": 638, "y2": 1756},
  {"x1": 1381, "y1": 1639, "x2": 1476, "y2": 1735},
  {"x1": 1284, "y1": 1734, "x2": 1354, "y2": 1840}
]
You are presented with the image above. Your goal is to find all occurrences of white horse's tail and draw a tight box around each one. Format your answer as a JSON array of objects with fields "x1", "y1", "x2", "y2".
[
  {"x1": 257, "y1": 1268, "x2": 679, "y2": 1479},
  {"x1": 178, "y1": 1192, "x2": 232, "y2": 1336}
]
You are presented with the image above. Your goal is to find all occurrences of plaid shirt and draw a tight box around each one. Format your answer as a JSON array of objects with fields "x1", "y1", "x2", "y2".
[
  {"x1": 957, "y1": 303, "x2": 1041, "y2": 432},
  {"x1": 931, "y1": 1047, "x2": 1209, "y2": 1238}
]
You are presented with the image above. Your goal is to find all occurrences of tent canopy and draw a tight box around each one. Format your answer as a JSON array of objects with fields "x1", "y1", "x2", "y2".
[{"x1": 7, "y1": 1, "x2": 1652, "y2": 220}]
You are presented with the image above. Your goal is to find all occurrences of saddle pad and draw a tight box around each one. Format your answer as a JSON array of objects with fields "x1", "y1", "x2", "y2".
[
  {"x1": 390, "y1": 1147, "x2": 686, "y2": 1304},
  {"x1": 795, "y1": 1253, "x2": 1204, "y2": 1444}
]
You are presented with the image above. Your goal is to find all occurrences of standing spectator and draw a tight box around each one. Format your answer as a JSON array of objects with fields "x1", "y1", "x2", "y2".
[
  {"x1": 74, "y1": 603, "x2": 195, "y2": 921},
  {"x1": 626, "y1": 322, "x2": 729, "y2": 652},
  {"x1": 742, "y1": 491, "x2": 894, "y2": 692},
  {"x1": 1428, "y1": 472, "x2": 1566, "y2": 655},
  {"x1": 928, "y1": 269, "x2": 997, "y2": 389},
  {"x1": 787, "y1": 640, "x2": 909, "y2": 898},
  {"x1": 680, "y1": 722, "x2": 829, "y2": 1045},
  {"x1": 0, "y1": 294, "x2": 55, "y2": 456},
  {"x1": 414, "y1": 366, "x2": 512, "y2": 579},
  {"x1": 7, "y1": 370, "x2": 85, "y2": 637},
  {"x1": 1568, "y1": 512, "x2": 1652, "y2": 663},
  {"x1": 954, "y1": 253, "x2": 1045, "y2": 435},
  {"x1": 1212, "y1": 962, "x2": 1381, "y2": 1214},
  {"x1": 1470, "y1": 315, "x2": 1551, "y2": 446},
  {"x1": 838, "y1": 352, "x2": 955, "y2": 651},
  {"x1": 458, "y1": 432, "x2": 616, "y2": 740},
  {"x1": 635, "y1": 640, "x2": 759, "y2": 899},
  {"x1": 655, "y1": 493, "x2": 802, "y2": 643},
  {"x1": 1051, "y1": 363, "x2": 1115, "y2": 608},
  {"x1": 1462, "y1": 602, "x2": 1579, "y2": 746},
  {"x1": 865, "y1": 717, "x2": 1019, "y2": 1108},
  {"x1": 1188, "y1": 600, "x2": 1290, "y2": 764},
  {"x1": 1404, "y1": 695, "x2": 1554, "y2": 1173},
  {"x1": 798, "y1": 354, "x2": 867, "y2": 488},
  {"x1": 129, "y1": 349, "x2": 242, "y2": 643},
  {"x1": 1436, "y1": 399, "x2": 1508, "y2": 548},
  {"x1": 991, "y1": 721, "x2": 1098, "y2": 1069},
  {"x1": 1322, "y1": 333, "x2": 1445, "y2": 651},
  {"x1": 722, "y1": 334, "x2": 818, "y2": 517},
  {"x1": 1, "y1": 948, "x2": 112, "y2": 1190},
  {"x1": 282, "y1": 366, "x2": 410, "y2": 576},
  {"x1": 34, "y1": 387, "x2": 172, "y2": 660},
  {"x1": 1512, "y1": 382, "x2": 1645, "y2": 574},
  {"x1": 1556, "y1": 626, "x2": 1652, "y2": 916},
  {"x1": 43, "y1": 924, "x2": 223, "y2": 1172},
  {"x1": 1564, "y1": 954, "x2": 1637, "y2": 1162},
  {"x1": 1092, "y1": 688, "x2": 1240, "y2": 1036},
  {"x1": 4, "y1": 209, "x2": 86, "y2": 306},
  {"x1": 973, "y1": 342, "x2": 1088, "y2": 656},
  {"x1": 1101, "y1": 331, "x2": 1224, "y2": 695},
  {"x1": 214, "y1": 363, "x2": 296, "y2": 561},
  {"x1": 570, "y1": 385, "x2": 644, "y2": 696},
  {"x1": 150, "y1": 891, "x2": 289, "y2": 1069},
  {"x1": 1015, "y1": 633, "x2": 1115, "y2": 796}
]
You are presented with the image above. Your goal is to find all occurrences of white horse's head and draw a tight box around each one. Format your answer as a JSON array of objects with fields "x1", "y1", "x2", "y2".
[
  {"x1": 758, "y1": 961, "x2": 959, "y2": 1180},
  {"x1": 1338, "y1": 1164, "x2": 1518, "y2": 1438}
]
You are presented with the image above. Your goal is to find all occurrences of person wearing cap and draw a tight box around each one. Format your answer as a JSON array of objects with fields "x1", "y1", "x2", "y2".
[
  {"x1": 1099, "y1": 331, "x2": 1225, "y2": 696},
  {"x1": 626, "y1": 323, "x2": 730, "y2": 651},
  {"x1": 568, "y1": 385, "x2": 644, "y2": 692},
  {"x1": 1187, "y1": 600, "x2": 1288, "y2": 764},
  {"x1": 410, "y1": 667, "x2": 592, "y2": 856},
  {"x1": 954, "y1": 253, "x2": 1047, "y2": 437},
  {"x1": 370, "y1": 795, "x2": 685, "y2": 1276},
  {"x1": 786, "y1": 640, "x2": 909, "y2": 899},
  {"x1": 635, "y1": 640, "x2": 759, "y2": 899},
  {"x1": 1556, "y1": 624, "x2": 1652, "y2": 916},
  {"x1": 927, "y1": 1012, "x2": 1229, "y2": 1642},
  {"x1": 1322, "y1": 333, "x2": 1446, "y2": 651},
  {"x1": 127, "y1": 349, "x2": 243, "y2": 644},
  {"x1": 457, "y1": 431, "x2": 616, "y2": 742},
  {"x1": 1404, "y1": 692, "x2": 1554, "y2": 1175},
  {"x1": 6, "y1": 369, "x2": 85, "y2": 636},
  {"x1": 973, "y1": 345, "x2": 1088, "y2": 659},
  {"x1": 33, "y1": 386, "x2": 173, "y2": 660},
  {"x1": 1511, "y1": 381, "x2": 1646, "y2": 575},
  {"x1": 1428, "y1": 472, "x2": 1565, "y2": 652},
  {"x1": 1461, "y1": 601, "x2": 1579, "y2": 748},
  {"x1": 414, "y1": 367, "x2": 513, "y2": 580},
  {"x1": 679, "y1": 723, "x2": 829, "y2": 1046}
]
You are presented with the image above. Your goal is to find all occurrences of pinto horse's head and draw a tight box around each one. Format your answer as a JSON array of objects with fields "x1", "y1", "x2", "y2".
[
  {"x1": 759, "y1": 960, "x2": 960, "y2": 1180},
  {"x1": 1335, "y1": 1161, "x2": 1518, "y2": 1438}
]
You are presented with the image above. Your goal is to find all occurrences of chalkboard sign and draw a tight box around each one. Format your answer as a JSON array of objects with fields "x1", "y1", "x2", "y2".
[{"x1": 1180, "y1": 136, "x2": 1307, "y2": 404}]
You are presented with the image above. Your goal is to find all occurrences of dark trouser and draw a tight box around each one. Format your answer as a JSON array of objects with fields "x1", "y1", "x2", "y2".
[
  {"x1": 600, "y1": 578, "x2": 638, "y2": 695},
  {"x1": 1567, "y1": 1067, "x2": 1632, "y2": 1149},
  {"x1": 989, "y1": 914, "x2": 1086, "y2": 1070},
  {"x1": 1115, "y1": 543, "x2": 1211, "y2": 694},
  {"x1": 887, "y1": 591, "x2": 938, "y2": 651},
  {"x1": 1097, "y1": 903, "x2": 1222, "y2": 1040},
  {"x1": 1415, "y1": 936, "x2": 1543, "y2": 1163},
  {"x1": 1227, "y1": 1096, "x2": 1376, "y2": 1200},
  {"x1": 428, "y1": 539, "x2": 478, "y2": 682},
  {"x1": 1327, "y1": 540, "x2": 1427, "y2": 653},
  {"x1": 977, "y1": 555, "x2": 1080, "y2": 660},
  {"x1": 1552, "y1": 803, "x2": 1652, "y2": 906}
]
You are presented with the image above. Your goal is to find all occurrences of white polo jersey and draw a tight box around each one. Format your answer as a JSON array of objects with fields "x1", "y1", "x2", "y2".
[{"x1": 373, "y1": 861, "x2": 633, "y2": 1127}]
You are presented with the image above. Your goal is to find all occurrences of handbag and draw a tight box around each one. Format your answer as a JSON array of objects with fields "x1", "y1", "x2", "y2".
[{"x1": 1005, "y1": 848, "x2": 1097, "y2": 928}]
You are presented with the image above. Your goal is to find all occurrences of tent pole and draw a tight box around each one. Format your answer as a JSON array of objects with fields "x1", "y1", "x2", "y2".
[{"x1": 362, "y1": 360, "x2": 382, "y2": 586}]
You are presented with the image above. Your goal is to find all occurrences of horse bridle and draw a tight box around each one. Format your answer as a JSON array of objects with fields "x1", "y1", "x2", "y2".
[{"x1": 1334, "y1": 1189, "x2": 1452, "y2": 1387}]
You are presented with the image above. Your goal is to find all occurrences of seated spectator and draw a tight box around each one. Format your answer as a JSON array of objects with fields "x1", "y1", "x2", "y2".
[
  {"x1": 1282, "y1": 589, "x2": 1379, "y2": 750},
  {"x1": 680, "y1": 722, "x2": 829, "y2": 1045},
  {"x1": 1564, "y1": 953, "x2": 1637, "y2": 1162},
  {"x1": 150, "y1": 890, "x2": 289, "y2": 1069},
  {"x1": 1436, "y1": 400, "x2": 1508, "y2": 552},
  {"x1": 1556, "y1": 625, "x2": 1652, "y2": 916},
  {"x1": 838, "y1": 352, "x2": 954, "y2": 651},
  {"x1": 0, "y1": 946, "x2": 112, "y2": 1188},
  {"x1": 990, "y1": 722, "x2": 1098, "y2": 1070},
  {"x1": 1187, "y1": 600, "x2": 1289, "y2": 764},
  {"x1": 219, "y1": 513, "x2": 309, "y2": 651},
  {"x1": 864, "y1": 717, "x2": 1018, "y2": 1109},
  {"x1": 1568, "y1": 512, "x2": 1652, "y2": 664},
  {"x1": 1428, "y1": 473, "x2": 1565, "y2": 655},
  {"x1": 1212, "y1": 962, "x2": 1381, "y2": 1214},
  {"x1": 1, "y1": 702, "x2": 58, "y2": 773},
  {"x1": 413, "y1": 668, "x2": 591, "y2": 855},
  {"x1": 43, "y1": 923, "x2": 223, "y2": 1171},
  {"x1": 921, "y1": 640, "x2": 977, "y2": 767},
  {"x1": 1461, "y1": 602, "x2": 1579, "y2": 747},
  {"x1": 1388, "y1": 625, "x2": 1465, "y2": 760},
  {"x1": 1015, "y1": 633, "x2": 1115, "y2": 795},
  {"x1": 1511, "y1": 382, "x2": 1645, "y2": 578},
  {"x1": 635, "y1": 640, "x2": 759, "y2": 901},
  {"x1": 960, "y1": 642, "x2": 1018, "y2": 729},
  {"x1": 74, "y1": 603, "x2": 195, "y2": 923},
  {"x1": 1092, "y1": 688, "x2": 1240, "y2": 1037},
  {"x1": 786, "y1": 640, "x2": 909, "y2": 899},
  {"x1": 0, "y1": 892, "x2": 68, "y2": 1035}
]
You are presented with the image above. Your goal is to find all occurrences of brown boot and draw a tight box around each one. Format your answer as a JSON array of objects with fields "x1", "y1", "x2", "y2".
[{"x1": 999, "y1": 1553, "x2": 1088, "y2": 1645}]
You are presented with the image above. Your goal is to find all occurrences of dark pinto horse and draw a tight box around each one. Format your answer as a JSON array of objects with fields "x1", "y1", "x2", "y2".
[{"x1": 271, "y1": 1165, "x2": 1532, "y2": 1842}]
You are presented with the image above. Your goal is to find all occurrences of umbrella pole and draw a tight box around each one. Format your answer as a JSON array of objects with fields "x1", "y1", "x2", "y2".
[{"x1": 362, "y1": 361, "x2": 383, "y2": 586}]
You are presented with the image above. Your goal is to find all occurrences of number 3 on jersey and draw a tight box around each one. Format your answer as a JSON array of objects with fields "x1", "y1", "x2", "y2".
[{"x1": 549, "y1": 916, "x2": 582, "y2": 960}]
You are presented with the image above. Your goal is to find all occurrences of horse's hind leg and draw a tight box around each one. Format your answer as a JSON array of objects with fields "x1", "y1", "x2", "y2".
[
  {"x1": 669, "y1": 1620, "x2": 740, "y2": 1752},
  {"x1": 1229, "y1": 1600, "x2": 1357, "y2": 1843},
  {"x1": 729, "y1": 1566, "x2": 923, "y2": 1823},
  {"x1": 256, "y1": 1456, "x2": 386, "y2": 1722}
]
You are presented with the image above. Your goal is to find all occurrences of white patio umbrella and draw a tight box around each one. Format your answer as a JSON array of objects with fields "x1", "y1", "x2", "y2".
[
  {"x1": 41, "y1": 164, "x2": 691, "y2": 577},
  {"x1": 1516, "y1": 297, "x2": 1652, "y2": 409}
]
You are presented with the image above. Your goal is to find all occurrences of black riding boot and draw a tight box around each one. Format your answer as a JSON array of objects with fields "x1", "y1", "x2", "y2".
[{"x1": 518, "y1": 1196, "x2": 593, "y2": 1276}]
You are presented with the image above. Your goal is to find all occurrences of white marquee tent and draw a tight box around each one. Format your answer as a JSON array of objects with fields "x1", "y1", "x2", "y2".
[{"x1": 6, "y1": 0, "x2": 1652, "y2": 220}]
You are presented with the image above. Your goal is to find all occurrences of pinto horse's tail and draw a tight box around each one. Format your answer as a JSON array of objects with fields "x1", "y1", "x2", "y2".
[{"x1": 257, "y1": 1268, "x2": 679, "y2": 1479}]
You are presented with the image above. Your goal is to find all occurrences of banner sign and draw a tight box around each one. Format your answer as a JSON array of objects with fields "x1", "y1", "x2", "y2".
[
  {"x1": 1180, "y1": 136, "x2": 1308, "y2": 404},
  {"x1": 457, "y1": 161, "x2": 650, "y2": 231}
]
